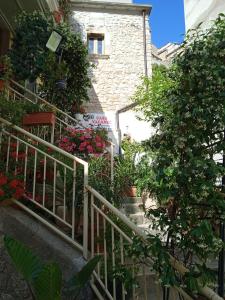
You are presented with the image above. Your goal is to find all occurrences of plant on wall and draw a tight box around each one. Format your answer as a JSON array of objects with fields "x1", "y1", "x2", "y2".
[
  {"x1": 9, "y1": 11, "x2": 91, "y2": 112},
  {"x1": 40, "y1": 21, "x2": 91, "y2": 111},
  {"x1": 131, "y1": 14, "x2": 225, "y2": 296},
  {"x1": 9, "y1": 11, "x2": 52, "y2": 82}
]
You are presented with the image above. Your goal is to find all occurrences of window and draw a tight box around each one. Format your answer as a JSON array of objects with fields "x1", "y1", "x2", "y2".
[{"x1": 87, "y1": 34, "x2": 104, "y2": 55}]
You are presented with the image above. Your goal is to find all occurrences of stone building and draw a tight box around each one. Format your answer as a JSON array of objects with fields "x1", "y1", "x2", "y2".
[
  {"x1": 152, "y1": 43, "x2": 180, "y2": 66},
  {"x1": 71, "y1": 0, "x2": 153, "y2": 151},
  {"x1": 184, "y1": 0, "x2": 225, "y2": 31}
]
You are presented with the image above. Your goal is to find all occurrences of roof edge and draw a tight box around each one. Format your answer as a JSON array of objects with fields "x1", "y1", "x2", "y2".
[{"x1": 70, "y1": 0, "x2": 152, "y2": 14}]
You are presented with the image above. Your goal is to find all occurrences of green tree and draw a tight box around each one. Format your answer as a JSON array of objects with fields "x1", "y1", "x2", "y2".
[{"x1": 133, "y1": 14, "x2": 225, "y2": 293}]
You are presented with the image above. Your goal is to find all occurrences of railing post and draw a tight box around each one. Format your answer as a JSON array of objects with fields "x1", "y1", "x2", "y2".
[
  {"x1": 83, "y1": 162, "x2": 89, "y2": 259},
  {"x1": 110, "y1": 142, "x2": 114, "y2": 185}
]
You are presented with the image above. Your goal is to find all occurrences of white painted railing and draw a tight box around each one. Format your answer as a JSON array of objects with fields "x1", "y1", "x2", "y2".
[
  {"x1": 86, "y1": 186, "x2": 223, "y2": 300},
  {"x1": 6, "y1": 80, "x2": 115, "y2": 182},
  {"x1": 0, "y1": 117, "x2": 222, "y2": 300},
  {"x1": 0, "y1": 116, "x2": 88, "y2": 254}
]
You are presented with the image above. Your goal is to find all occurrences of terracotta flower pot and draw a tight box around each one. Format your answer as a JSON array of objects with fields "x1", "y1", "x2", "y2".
[{"x1": 125, "y1": 186, "x2": 137, "y2": 197}]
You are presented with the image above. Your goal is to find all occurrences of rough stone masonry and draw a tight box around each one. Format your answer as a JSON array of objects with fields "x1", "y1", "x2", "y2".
[{"x1": 71, "y1": 1, "x2": 152, "y2": 113}]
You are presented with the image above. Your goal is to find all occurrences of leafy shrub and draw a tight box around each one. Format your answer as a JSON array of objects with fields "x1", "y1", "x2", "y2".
[
  {"x1": 0, "y1": 94, "x2": 40, "y2": 125},
  {"x1": 9, "y1": 11, "x2": 91, "y2": 111},
  {"x1": 133, "y1": 14, "x2": 225, "y2": 293}
]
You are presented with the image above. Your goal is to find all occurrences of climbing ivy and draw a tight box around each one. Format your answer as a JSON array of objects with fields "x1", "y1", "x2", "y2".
[
  {"x1": 9, "y1": 11, "x2": 91, "y2": 111},
  {"x1": 133, "y1": 14, "x2": 225, "y2": 295}
]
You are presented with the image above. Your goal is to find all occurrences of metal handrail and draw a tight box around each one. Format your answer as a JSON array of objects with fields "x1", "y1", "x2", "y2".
[
  {"x1": 86, "y1": 185, "x2": 223, "y2": 300},
  {"x1": 10, "y1": 79, "x2": 84, "y2": 127},
  {"x1": 0, "y1": 116, "x2": 87, "y2": 166},
  {"x1": 7, "y1": 80, "x2": 115, "y2": 180},
  {"x1": 0, "y1": 116, "x2": 222, "y2": 299}
]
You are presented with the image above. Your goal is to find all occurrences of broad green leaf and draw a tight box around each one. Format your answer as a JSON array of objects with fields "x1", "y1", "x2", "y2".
[
  {"x1": 4, "y1": 235, "x2": 43, "y2": 282},
  {"x1": 34, "y1": 262, "x2": 62, "y2": 300},
  {"x1": 65, "y1": 255, "x2": 102, "y2": 298}
]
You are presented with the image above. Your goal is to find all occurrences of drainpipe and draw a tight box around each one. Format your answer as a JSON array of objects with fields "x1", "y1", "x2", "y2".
[{"x1": 143, "y1": 9, "x2": 148, "y2": 77}]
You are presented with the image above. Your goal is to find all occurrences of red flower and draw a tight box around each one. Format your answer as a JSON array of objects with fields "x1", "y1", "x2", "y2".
[
  {"x1": 0, "y1": 174, "x2": 7, "y2": 186},
  {"x1": 13, "y1": 187, "x2": 24, "y2": 199},
  {"x1": 47, "y1": 147, "x2": 53, "y2": 153},
  {"x1": 10, "y1": 151, "x2": 26, "y2": 159},
  {"x1": 9, "y1": 179, "x2": 20, "y2": 189},
  {"x1": 0, "y1": 188, "x2": 5, "y2": 197},
  {"x1": 10, "y1": 143, "x2": 18, "y2": 148}
]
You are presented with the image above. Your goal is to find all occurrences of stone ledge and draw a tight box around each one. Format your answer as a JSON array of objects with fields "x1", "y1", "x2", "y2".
[{"x1": 89, "y1": 54, "x2": 110, "y2": 60}]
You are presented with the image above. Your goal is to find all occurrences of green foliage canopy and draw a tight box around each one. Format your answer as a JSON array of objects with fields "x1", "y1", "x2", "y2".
[{"x1": 134, "y1": 14, "x2": 225, "y2": 293}]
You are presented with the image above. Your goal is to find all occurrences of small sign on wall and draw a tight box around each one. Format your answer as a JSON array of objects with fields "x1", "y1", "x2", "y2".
[{"x1": 75, "y1": 113, "x2": 116, "y2": 132}]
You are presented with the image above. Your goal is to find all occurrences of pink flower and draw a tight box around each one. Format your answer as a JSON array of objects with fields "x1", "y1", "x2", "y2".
[
  {"x1": 79, "y1": 136, "x2": 85, "y2": 141},
  {"x1": 84, "y1": 134, "x2": 91, "y2": 139},
  {"x1": 95, "y1": 135, "x2": 102, "y2": 143},
  {"x1": 62, "y1": 137, "x2": 69, "y2": 143},
  {"x1": 87, "y1": 145, "x2": 94, "y2": 153},
  {"x1": 96, "y1": 142, "x2": 102, "y2": 147}
]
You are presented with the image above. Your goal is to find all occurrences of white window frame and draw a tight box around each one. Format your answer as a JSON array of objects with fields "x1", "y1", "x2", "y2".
[{"x1": 87, "y1": 33, "x2": 105, "y2": 55}]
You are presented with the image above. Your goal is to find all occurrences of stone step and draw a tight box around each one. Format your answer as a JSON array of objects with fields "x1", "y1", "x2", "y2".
[
  {"x1": 122, "y1": 196, "x2": 142, "y2": 204},
  {"x1": 122, "y1": 203, "x2": 144, "y2": 214},
  {"x1": 129, "y1": 212, "x2": 149, "y2": 225}
]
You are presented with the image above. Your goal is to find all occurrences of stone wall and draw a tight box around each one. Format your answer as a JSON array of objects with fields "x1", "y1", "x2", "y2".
[{"x1": 71, "y1": 5, "x2": 152, "y2": 113}]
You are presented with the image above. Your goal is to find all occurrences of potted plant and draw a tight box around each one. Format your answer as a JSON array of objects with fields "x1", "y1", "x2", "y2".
[{"x1": 114, "y1": 139, "x2": 143, "y2": 198}]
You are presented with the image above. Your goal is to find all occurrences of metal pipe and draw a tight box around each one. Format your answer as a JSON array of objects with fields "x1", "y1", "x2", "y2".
[
  {"x1": 143, "y1": 9, "x2": 148, "y2": 76},
  {"x1": 218, "y1": 129, "x2": 225, "y2": 296}
]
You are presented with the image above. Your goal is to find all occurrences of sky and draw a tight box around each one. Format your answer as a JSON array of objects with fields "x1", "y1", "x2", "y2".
[{"x1": 134, "y1": 0, "x2": 185, "y2": 48}]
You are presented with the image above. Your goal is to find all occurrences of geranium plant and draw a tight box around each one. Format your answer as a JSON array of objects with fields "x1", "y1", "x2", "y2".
[
  {"x1": 58, "y1": 127, "x2": 108, "y2": 157},
  {"x1": 0, "y1": 172, "x2": 24, "y2": 202}
]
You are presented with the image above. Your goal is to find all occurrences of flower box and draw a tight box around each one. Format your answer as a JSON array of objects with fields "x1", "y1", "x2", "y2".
[{"x1": 22, "y1": 112, "x2": 56, "y2": 126}]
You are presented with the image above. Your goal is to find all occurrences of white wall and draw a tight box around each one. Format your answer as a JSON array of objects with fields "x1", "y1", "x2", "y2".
[
  {"x1": 184, "y1": 0, "x2": 225, "y2": 31},
  {"x1": 119, "y1": 110, "x2": 154, "y2": 144}
]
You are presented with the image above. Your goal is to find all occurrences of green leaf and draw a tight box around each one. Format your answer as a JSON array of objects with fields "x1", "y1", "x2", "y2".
[
  {"x1": 65, "y1": 255, "x2": 102, "y2": 298},
  {"x1": 4, "y1": 235, "x2": 43, "y2": 282},
  {"x1": 34, "y1": 262, "x2": 62, "y2": 300}
]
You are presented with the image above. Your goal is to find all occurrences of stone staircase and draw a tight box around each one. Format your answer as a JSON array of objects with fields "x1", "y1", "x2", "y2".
[
  {"x1": 121, "y1": 196, "x2": 152, "y2": 233},
  {"x1": 120, "y1": 196, "x2": 166, "y2": 239}
]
